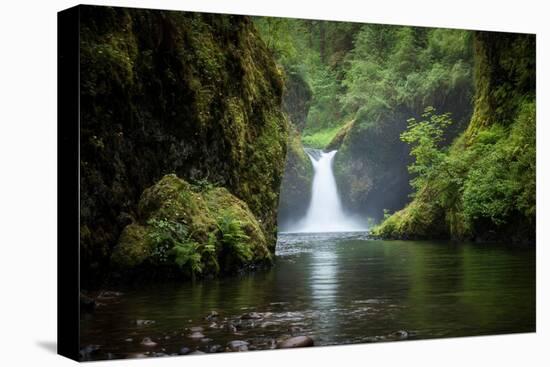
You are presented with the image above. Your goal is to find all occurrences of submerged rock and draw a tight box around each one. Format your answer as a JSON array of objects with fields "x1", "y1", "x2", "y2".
[
  {"x1": 389, "y1": 330, "x2": 409, "y2": 340},
  {"x1": 188, "y1": 331, "x2": 205, "y2": 339},
  {"x1": 225, "y1": 323, "x2": 237, "y2": 334},
  {"x1": 189, "y1": 350, "x2": 206, "y2": 355},
  {"x1": 208, "y1": 344, "x2": 223, "y2": 353},
  {"x1": 178, "y1": 347, "x2": 192, "y2": 355},
  {"x1": 136, "y1": 319, "x2": 155, "y2": 326},
  {"x1": 140, "y1": 337, "x2": 157, "y2": 347},
  {"x1": 277, "y1": 336, "x2": 314, "y2": 349},
  {"x1": 205, "y1": 310, "x2": 219, "y2": 320},
  {"x1": 241, "y1": 312, "x2": 262, "y2": 320},
  {"x1": 79, "y1": 344, "x2": 100, "y2": 360},
  {"x1": 227, "y1": 340, "x2": 249, "y2": 352},
  {"x1": 80, "y1": 293, "x2": 96, "y2": 313}
]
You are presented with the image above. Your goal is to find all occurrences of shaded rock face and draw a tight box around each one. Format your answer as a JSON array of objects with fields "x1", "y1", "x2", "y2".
[
  {"x1": 79, "y1": 6, "x2": 288, "y2": 287},
  {"x1": 277, "y1": 123, "x2": 313, "y2": 230},
  {"x1": 282, "y1": 70, "x2": 312, "y2": 132},
  {"x1": 277, "y1": 70, "x2": 314, "y2": 230}
]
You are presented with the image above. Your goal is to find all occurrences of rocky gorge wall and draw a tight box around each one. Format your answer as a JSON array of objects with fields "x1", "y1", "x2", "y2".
[{"x1": 79, "y1": 6, "x2": 288, "y2": 287}]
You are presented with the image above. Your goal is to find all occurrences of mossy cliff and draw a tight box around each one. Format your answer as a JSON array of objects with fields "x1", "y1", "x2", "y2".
[
  {"x1": 373, "y1": 32, "x2": 536, "y2": 243},
  {"x1": 79, "y1": 6, "x2": 288, "y2": 287},
  {"x1": 282, "y1": 69, "x2": 312, "y2": 132},
  {"x1": 277, "y1": 123, "x2": 313, "y2": 230},
  {"x1": 277, "y1": 70, "x2": 314, "y2": 230}
]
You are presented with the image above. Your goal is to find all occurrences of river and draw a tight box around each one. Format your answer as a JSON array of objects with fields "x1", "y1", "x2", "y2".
[{"x1": 80, "y1": 232, "x2": 535, "y2": 360}]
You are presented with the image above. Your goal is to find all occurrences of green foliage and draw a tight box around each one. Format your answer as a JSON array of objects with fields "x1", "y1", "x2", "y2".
[
  {"x1": 375, "y1": 100, "x2": 536, "y2": 240},
  {"x1": 216, "y1": 211, "x2": 253, "y2": 264},
  {"x1": 401, "y1": 107, "x2": 453, "y2": 192},
  {"x1": 302, "y1": 124, "x2": 344, "y2": 148},
  {"x1": 147, "y1": 218, "x2": 216, "y2": 278},
  {"x1": 462, "y1": 102, "x2": 536, "y2": 224}
]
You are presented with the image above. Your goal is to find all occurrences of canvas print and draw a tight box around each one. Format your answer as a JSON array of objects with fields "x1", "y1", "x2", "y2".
[{"x1": 62, "y1": 4, "x2": 535, "y2": 361}]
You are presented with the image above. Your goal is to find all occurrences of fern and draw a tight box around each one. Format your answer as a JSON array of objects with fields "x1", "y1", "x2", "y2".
[{"x1": 216, "y1": 211, "x2": 253, "y2": 263}]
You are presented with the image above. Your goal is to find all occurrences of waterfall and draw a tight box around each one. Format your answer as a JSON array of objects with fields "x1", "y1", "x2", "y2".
[{"x1": 288, "y1": 149, "x2": 366, "y2": 233}]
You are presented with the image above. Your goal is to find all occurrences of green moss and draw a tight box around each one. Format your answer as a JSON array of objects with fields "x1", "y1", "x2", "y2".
[
  {"x1": 325, "y1": 120, "x2": 355, "y2": 150},
  {"x1": 302, "y1": 124, "x2": 345, "y2": 149},
  {"x1": 371, "y1": 187, "x2": 448, "y2": 239},
  {"x1": 111, "y1": 174, "x2": 271, "y2": 279},
  {"x1": 111, "y1": 224, "x2": 152, "y2": 268}
]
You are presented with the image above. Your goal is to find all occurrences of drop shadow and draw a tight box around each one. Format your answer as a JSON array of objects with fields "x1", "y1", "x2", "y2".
[{"x1": 36, "y1": 340, "x2": 57, "y2": 354}]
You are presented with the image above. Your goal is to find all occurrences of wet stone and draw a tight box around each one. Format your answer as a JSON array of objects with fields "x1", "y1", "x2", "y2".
[
  {"x1": 140, "y1": 337, "x2": 157, "y2": 347},
  {"x1": 208, "y1": 344, "x2": 223, "y2": 353},
  {"x1": 136, "y1": 319, "x2": 155, "y2": 326},
  {"x1": 178, "y1": 347, "x2": 192, "y2": 355},
  {"x1": 241, "y1": 312, "x2": 262, "y2": 320},
  {"x1": 188, "y1": 331, "x2": 205, "y2": 339},
  {"x1": 227, "y1": 340, "x2": 249, "y2": 352},
  {"x1": 277, "y1": 336, "x2": 314, "y2": 349},
  {"x1": 389, "y1": 330, "x2": 409, "y2": 340},
  {"x1": 189, "y1": 350, "x2": 206, "y2": 355},
  {"x1": 205, "y1": 310, "x2": 219, "y2": 320}
]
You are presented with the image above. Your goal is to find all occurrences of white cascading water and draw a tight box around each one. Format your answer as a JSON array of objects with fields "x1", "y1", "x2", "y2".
[{"x1": 290, "y1": 149, "x2": 366, "y2": 233}]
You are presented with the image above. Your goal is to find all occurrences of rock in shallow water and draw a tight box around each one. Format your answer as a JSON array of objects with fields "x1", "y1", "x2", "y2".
[
  {"x1": 140, "y1": 337, "x2": 157, "y2": 347},
  {"x1": 389, "y1": 330, "x2": 409, "y2": 340},
  {"x1": 205, "y1": 310, "x2": 219, "y2": 320},
  {"x1": 208, "y1": 344, "x2": 223, "y2": 353},
  {"x1": 188, "y1": 331, "x2": 205, "y2": 339},
  {"x1": 277, "y1": 336, "x2": 314, "y2": 349},
  {"x1": 189, "y1": 350, "x2": 206, "y2": 355},
  {"x1": 241, "y1": 312, "x2": 262, "y2": 320},
  {"x1": 136, "y1": 319, "x2": 155, "y2": 326},
  {"x1": 227, "y1": 340, "x2": 249, "y2": 352},
  {"x1": 178, "y1": 347, "x2": 192, "y2": 355},
  {"x1": 79, "y1": 344, "x2": 100, "y2": 360}
]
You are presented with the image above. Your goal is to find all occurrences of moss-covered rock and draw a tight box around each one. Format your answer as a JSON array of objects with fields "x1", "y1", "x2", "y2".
[
  {"x1": 370, "y1": 187, "x2": 449, "y2": 240},
  {"x1": 325, "y1": 119, "x2": 354, "y2": 151},
  {"x1": 278, "y1": 123, "x2": 313, "y2": 230},
  {"x1": 111, "y1": 174, "x2": 271, "y2": 279},
  {"x1": 79, "y1": 6, "x2": 288, "y2": 287}
]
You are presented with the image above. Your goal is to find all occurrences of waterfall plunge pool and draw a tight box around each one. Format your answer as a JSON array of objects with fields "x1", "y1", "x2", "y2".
[{"x1": 80, "y1": 233, "x2": 535, "y2": 360}]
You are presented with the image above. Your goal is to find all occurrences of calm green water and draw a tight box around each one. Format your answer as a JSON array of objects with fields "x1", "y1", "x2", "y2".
[{"x1": 80, "y1": 233, "x2": 535, "y2": 360}]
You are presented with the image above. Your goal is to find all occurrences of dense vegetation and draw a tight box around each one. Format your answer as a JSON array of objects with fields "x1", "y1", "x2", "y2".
[
  {"x1": 257, "y1": 20, "x2": 475, "y2": 222},
  {"x1": 79, "y1": 7, "x2": 288, "y2": 287},
  {"x1": 257, "y1": 20, "x2": 534, "y2": 243},
  {"x1": 80, "y1": 7, "x2": 536, "y2": 289},
  {"x1": 373, "y1": 32, "x2": 535, "y2": 243}
]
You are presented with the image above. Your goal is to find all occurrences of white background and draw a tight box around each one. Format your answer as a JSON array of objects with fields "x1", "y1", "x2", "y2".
[{"x1": 0, "y1": 0, "x2": 548, "y2": 365}]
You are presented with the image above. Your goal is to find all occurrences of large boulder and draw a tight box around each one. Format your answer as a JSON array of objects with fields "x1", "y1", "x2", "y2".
[{"x1": 111, "y1": 174, "x2": 271, "y2": 279}]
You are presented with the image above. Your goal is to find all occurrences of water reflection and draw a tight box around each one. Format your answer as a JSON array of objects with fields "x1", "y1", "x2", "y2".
[
  {"x1": 80, "y1": 234, "x2": 535, "y2": 360},
  {"x1": 310, "y1": 250, "x2": 338, "y2": 305}
]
